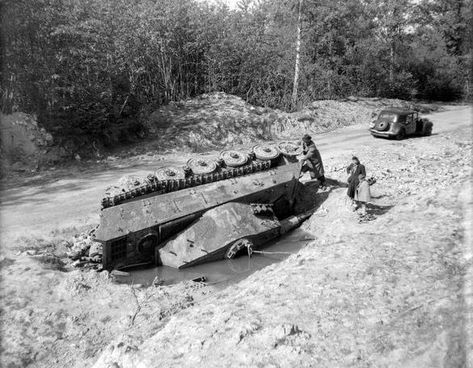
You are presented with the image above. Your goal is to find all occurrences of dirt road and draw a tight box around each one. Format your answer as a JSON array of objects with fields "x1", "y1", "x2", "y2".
[{"x1": 0, "y1": 105, "x2": 470, "y2": 247}]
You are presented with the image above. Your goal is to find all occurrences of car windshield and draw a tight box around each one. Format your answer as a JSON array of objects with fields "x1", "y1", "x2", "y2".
[{"x1": 378, "y1": 112, "x2": 398, "y2": 122}]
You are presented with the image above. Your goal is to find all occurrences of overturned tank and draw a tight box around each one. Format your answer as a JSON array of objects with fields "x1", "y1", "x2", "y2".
[{"x1": 94, "y1": 142, "x2": 309, "y2": 270}]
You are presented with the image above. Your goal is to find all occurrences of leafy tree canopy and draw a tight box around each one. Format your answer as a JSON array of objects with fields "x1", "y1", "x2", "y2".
[{"x1": 1, "y1": 0, "x2": 471, "y2": 144}]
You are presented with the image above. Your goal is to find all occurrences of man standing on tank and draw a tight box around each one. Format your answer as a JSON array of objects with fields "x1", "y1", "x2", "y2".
[{"x1": 299, "y1": 134, "x2": 326, "y2": 189}]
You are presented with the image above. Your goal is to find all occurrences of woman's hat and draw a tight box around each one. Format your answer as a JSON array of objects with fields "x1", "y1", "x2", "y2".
[{"x1": 302, "y1": 134, "x2": 312, "y2": 142}]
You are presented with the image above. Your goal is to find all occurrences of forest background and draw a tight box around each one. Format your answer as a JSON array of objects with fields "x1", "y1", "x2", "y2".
[{"x1": 1, "y1": 0, "x2": 471, "y2": 145}]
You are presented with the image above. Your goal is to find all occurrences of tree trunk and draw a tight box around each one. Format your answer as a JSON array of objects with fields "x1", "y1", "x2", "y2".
[
  {"x1": 389, "y1": 42, "x2": 394, "y2": 84},
  {"x1": 291, "y1": 0, "x2": 303, "y2": 109}
]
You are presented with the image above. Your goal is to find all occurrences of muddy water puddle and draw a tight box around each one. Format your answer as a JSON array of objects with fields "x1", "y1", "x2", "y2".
[{"x1": 115, "y1": 229, "x2": 313, "y2": 288}]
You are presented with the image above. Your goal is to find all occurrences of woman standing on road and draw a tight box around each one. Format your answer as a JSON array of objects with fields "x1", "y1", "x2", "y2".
[
  {"x1": 354, "y1": 174, "x2": 371, "y2": 214},
  {"x1": 346, "y1": 156, "x2": 366, "y2": 207}
]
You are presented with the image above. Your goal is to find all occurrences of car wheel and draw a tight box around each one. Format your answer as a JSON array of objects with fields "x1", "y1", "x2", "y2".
[
  {"x1": 377, "y1": 121, "x2": 389, "y2": 131},
  {"x1": 396, "y1": 129, "x2": 406, "y2": 140},
  {"x1": 424, "y1": 126, "x2": 432, "y2": 136}
]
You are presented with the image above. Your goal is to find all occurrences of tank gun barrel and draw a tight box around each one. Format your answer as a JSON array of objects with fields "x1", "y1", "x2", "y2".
[{"x1": 279, "y1": 210, "x2": 313, "y2": 234}]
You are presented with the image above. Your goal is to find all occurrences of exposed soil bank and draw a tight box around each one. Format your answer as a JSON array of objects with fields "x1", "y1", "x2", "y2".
[
  {"x1": 130, "y1": 93, "x2": 438, "y2": 155},
  {"x1": 0, "y1": 105, "x2": 471, "y2": 368},
  {"x1": 91, "y1": 123, "x2": 472, "y2": 368}
]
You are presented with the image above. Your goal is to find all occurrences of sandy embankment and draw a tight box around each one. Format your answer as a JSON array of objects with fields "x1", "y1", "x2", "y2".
[
  {"x1": 91, "y1": 122, "x2": 472, "y2": 367},
  {"x1": 133, "y1": 92, "x2": 435, "y2": 154},
  {"x1": 0, "y1": 104, "x2": 471, "y2": 368}
]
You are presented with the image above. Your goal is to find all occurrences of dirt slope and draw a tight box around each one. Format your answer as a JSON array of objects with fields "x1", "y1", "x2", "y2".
[
  {"x1": 0, "y1": 105, "x2": 471, "y2": 368},
  {"x1": 91, "y1": 122, "x2": 472, "y2": 368},
  {"x1": 141, "y1": 92, "x2": 435, "y2": 153}
]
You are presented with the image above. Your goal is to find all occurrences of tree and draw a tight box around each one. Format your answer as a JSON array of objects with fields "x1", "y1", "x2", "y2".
[
  {"x1": 1, "y1": 0, "x2": 469, "y2": 152},
  {"x1": 291, "y1": 0, "x2": 303, "y2": 108}
]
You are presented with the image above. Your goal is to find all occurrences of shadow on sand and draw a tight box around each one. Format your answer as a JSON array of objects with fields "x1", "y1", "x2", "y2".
[
  {"x1": 295, "y1": 176, "x2": 347, "y2": 214},
  {"x1": 299, "y1": 177, "x2": 395, "y2": 220},
  {"x1": 366, "y1": 203, "x2": 394, "y2": 216}
]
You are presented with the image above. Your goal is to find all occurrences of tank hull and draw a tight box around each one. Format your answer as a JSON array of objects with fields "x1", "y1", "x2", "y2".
[{"x1": 95, "y1": 160, "x2": 301, "y2": 270}]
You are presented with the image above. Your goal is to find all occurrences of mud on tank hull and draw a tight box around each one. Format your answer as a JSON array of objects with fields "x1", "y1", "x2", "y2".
[{"x1": 94, "y1": 143, "x2": 305, "y2": 270}]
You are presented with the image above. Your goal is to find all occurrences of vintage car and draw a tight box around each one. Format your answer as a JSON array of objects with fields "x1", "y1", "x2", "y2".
[{"x1": 369, "y1": 108, "x2": 433, "y2": 140}]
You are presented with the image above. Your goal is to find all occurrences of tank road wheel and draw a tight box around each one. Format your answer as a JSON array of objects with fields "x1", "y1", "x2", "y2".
[
  {"x1": 225, "y1": 238, "x2": 253, "y2": 259},
  {"x1": 277, "y1": 141, "x2": 303, "y2": 157},
  {"x1": 187, "y1": 157, "x2": 218, "y2": 175},
  {"x1": 155, "y1": 166, "x2": 186, "y2": 181},
  {"x1": 396, "y1": 129, "x2": 406, "y2": 140},
  {"x1": 252, "y1": 144, "x2": 280, "y2": 161},
  {"x1": 220, "y1": 150, "x2": 249, "y2": 167}
]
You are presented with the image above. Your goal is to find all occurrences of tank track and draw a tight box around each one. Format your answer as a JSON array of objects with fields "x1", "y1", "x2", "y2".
[{"x1": 101, "y1": 160, "x2": 272, "y2": 209}]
